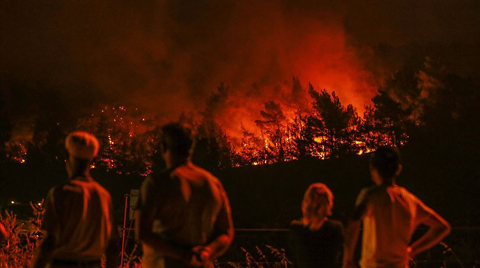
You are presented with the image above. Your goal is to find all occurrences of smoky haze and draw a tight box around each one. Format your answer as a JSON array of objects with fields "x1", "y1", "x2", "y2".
[{"x1": 1, "y1": 0, "x2": 479, "y2": 137}]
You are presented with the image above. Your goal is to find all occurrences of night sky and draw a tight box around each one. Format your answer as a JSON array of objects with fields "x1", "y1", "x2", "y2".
[{"x1": 1, "y1": 0, "x2": 480, "y2": 138}]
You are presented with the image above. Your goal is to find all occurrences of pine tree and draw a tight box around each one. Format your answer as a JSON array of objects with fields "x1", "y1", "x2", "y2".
[
  {"x1": 195, "y1": 83, "x2": 234, "y2": 170},
  {"x1": 371, "y1": 90, "x2": 411, "y2": 146},
  {"x1": 255, "y1": 101, "x2": 287, "y2": 163},
  {"x1": 308, "y1": 84, "x2": 359, "y2": 158}
]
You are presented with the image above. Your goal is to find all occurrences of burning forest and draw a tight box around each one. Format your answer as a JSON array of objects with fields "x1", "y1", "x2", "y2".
[{"x1": 1, "y1": 56, "x2": 473, "y2": 175}]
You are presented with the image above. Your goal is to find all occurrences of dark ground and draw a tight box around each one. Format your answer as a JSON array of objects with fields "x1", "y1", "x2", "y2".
[{"x1": 1, "y1": 139, "x2": 479, "y2": 265}]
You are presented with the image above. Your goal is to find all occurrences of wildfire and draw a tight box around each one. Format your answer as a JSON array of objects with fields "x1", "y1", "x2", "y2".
[
  {"x1": 4, "y1": 82, "x2": 403, "y2": 174},
  {"x1": 314, "y1": 136, "x2": 326, "y2": 144},
  {"x1": 74, "y1": 105, "x2": 157, "y2": 175}
]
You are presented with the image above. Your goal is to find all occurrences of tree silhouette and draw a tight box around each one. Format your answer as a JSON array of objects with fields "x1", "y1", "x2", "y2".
[
  {"x1": 255, "y1": 100, "x2": 287, "y2": 163},
  {"x1": 308, "y1": 85, "x2": 360, "y2": 158},
  {"x1": 195, "y1": 83, "x2": 234, "y2": 170}
]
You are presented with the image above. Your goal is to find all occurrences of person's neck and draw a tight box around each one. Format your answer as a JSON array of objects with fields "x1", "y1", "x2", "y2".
[
  {"x1": 165, "y1": 157, "x2": 189, "y2": 169},
  {"x1": 381, "y1": 178, "x2": 397, "y2": 186},
  {"x1": 303, "y1": 217, "x2": 327, "y2": 231},
  {"x1": 69, "y1": 170, "x2": 90, "y2": 180}
]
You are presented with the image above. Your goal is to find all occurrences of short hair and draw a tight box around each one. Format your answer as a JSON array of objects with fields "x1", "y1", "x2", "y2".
[
  {"x1": 65, "y1": 131, "x2": 99, "y2": 159},
  {"x1": 160, "y1": 122, "x2": 194, "y2": 159},
  {"x1": 302, "y1": 183, "x2": 334, "y2": 220},
  {"x1": 370, "y1": 146, "x2": 401, "y2": 179}
]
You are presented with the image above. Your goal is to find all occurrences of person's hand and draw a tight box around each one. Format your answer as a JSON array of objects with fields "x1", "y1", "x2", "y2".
[
  {"x1": 192, "y1": 246, "x2": 213, "y2": 267},
  {"x1": 182, "y1": 251, "x2": 202, "y2": 267},
  {"x1": 407, "y1": 246, "x2": 416, "y2": 260}
]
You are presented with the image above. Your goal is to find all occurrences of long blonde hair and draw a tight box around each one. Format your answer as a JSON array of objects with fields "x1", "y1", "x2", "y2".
[{"x1": 302, "y1": 183, "x2": 334, "y2": 224}]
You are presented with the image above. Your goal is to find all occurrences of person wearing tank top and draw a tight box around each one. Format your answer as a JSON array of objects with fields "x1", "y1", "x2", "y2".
[{"x1": 343, "y1": 146, "x2": 451, "y2": 268}]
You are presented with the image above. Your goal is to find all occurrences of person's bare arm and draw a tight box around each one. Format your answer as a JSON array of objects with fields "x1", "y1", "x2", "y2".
[
  {"x1": 409, "y1": 202, "x2": 451, "y2": 258},
  {"x1": 343, "y1": 220, "x2": 361, "y2": 268},
  {"x1": 343, "y1": 189, "x2": 369, "y2": 268},
  {"x1": 203, "y1": 190, "x2": 234, "y2": 259},
  {"x1": 31, "y1": 232, "x2": 55, "y2": 268}
]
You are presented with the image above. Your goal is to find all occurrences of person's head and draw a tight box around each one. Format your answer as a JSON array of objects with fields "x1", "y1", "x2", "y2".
[
  {"x1": 159, "y1": 122, "x2": 194, "y2": 166},
  {"x1": 302, "y1": 183, "x2": 334, "y2": 224},
  {"x1": 65, "y1": 131, "x2": 99, "y2": 178},
  {"x1": 369, "y1": 146, "x2": 402, "y2": 185}
]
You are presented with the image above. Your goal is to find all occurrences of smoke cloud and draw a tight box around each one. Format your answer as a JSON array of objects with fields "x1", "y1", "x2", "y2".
[{"x1": 1, "y1": 0, "x2": 479, "y2": 139}]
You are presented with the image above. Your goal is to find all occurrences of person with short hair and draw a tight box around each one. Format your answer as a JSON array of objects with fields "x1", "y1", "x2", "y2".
[
  {"x1": 135, "y1": 122, "x2": 234, "y2": 268},
  {"x1": 343, "y1": 146, "x2": 451, "y2": 268},
  {"x1": 289, "y1": 183, "x2": 344, "y2": 268},
  {"x1": 32, "y1": 132, "x2": 118, "y2": 268}
]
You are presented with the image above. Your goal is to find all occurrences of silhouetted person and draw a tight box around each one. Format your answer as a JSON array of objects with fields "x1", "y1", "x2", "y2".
[
  {"x1": 343, "y1": 146, "x2": 451, "y2": 268},
  {"x1": 135, "y1": 123, "x2": 234, "y2": 268},
  {"x1": 289, "y1": 183, "x2": 344, "y2": 268},
  {"x1": 32, "y1": 132, "x2": 118, "y2": 268},
  {"x1": 0, "y1": 222, "x2": 7, "y2": 243}
]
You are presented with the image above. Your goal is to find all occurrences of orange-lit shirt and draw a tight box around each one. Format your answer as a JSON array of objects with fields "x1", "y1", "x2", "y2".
[
  {"x1": 137, "y1": 161, "x2": 232, "y2": 268},
  {"x1": 42, "y1": 177, "x2": 114, "y2": 261},
  {"x1": 356, "y1": 185, "x2": 434, "y2": 268}
]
